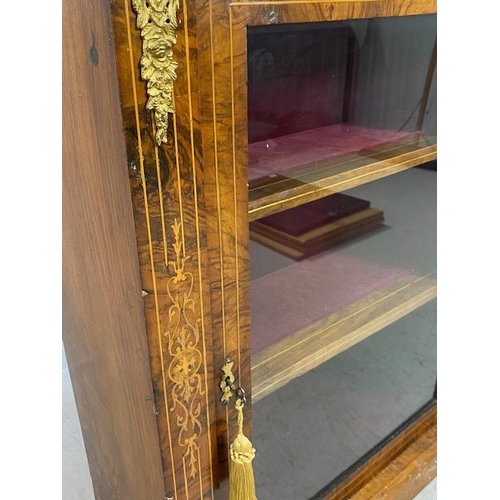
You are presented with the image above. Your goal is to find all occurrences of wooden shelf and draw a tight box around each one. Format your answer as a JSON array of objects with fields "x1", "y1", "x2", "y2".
[
  {"x1": 248, "y1": 134, "x2": 436, "y2": 222},
  {"x1": 251, "y1": 272, "x2": 437, "y2": 402}
]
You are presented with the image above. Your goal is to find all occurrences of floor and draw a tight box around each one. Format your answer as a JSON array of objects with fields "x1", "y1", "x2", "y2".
[
  {"x1": 62, "y1": 348, "x2": 95, "y2": 500},
  {"x1": 63, "y1": 169, "x2": 437, "y2": 500}
]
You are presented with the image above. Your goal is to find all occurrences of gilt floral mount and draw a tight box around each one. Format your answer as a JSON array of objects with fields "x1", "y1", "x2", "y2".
[{"x1": 132, "y1": 0, "x2": 180, "y2": 145}]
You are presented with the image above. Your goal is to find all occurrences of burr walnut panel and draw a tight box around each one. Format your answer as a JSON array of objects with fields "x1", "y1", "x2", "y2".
[{"x1": 110, "y1": 0, "x2": 218, "y2": 498}]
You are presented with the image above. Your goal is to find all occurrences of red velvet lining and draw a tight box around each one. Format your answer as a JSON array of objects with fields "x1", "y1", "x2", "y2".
[
  {"x1": 251, "y1": 252, "x2": 411, "y2": 355},
  {"x1": 248, "y1": 124, "x2": 419, "y2": 183}
]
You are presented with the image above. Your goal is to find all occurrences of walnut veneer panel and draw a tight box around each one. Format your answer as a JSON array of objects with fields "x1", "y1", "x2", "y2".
[
  {"x1": 110, "y1": 1, "x2": 218, "y2": 497},
  {"x1": 194, "y1": 0, "x2": 254, "y2": 477},
  {"x1": 62, "y1": 0, "x2": 166, "y2": 498}
]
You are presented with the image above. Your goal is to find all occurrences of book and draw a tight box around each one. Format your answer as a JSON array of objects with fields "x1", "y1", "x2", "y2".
[{"x1": 250, "y1": 193, "x2": 384, "y2": 260}]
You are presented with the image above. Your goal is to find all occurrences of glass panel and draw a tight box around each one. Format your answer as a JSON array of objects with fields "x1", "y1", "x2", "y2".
[
  {"x1": 247, "y1": 15, "x2": 437, "y2": 220},
  {"x1": 247, "y1": 15, "x2": 436, "y2": 496},
  {"x1": 252, "y1": 300, "x2": 436, "y2": 500},
  {"x1": 249, "y1": 166, "x2": 437, "y2": 497}
]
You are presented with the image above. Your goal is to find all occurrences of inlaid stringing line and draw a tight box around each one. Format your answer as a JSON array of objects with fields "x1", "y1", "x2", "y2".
[
  {"x1": 197, "y1": 448, "x2": 204, "y2": 499},
  {"x1": 152, "y1": 121, "x2": 169, "y2": 266},
  {"x1": 209, "y1": 0, "x2": 230, "y2": 446},
  {"x1": 123, "y1": 0, "x2": 178, "y2": 494},
  {"x1": 182, "y1": 456, "x2": 191, "y2": 500},
  {"x1": 181, "y1": 0, "x2": 215, "y2": 495},
  {"x1": 171, "y1": 96, "x2": 186, "y2": 256},
  {"x1": 230, "y1": 0, "x2": 381, "y2": 5},
  {"x1": 209, "y1": 0, "x2": 227, "y2": 361},
  {"x1": 229, "y1": 5, "x2": 242, "y2": 385}
]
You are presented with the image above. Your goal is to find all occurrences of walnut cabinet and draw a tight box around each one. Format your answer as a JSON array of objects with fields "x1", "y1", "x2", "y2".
[{"x1": 62, "y1": 0, "x2": 437, "y2": 498}]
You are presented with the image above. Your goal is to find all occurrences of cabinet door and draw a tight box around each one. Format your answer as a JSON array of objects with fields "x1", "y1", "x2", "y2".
[{"x1": 200, "y1": 2, "x2": 437, "y2": 499}]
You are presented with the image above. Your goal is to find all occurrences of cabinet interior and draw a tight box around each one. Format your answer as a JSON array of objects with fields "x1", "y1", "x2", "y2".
[
  {"x1": 247, "y1": 16, "x2": 437, "y2": 221},
  {"x1": 244, "y1": 15, "x2": 437, "y2": 495}
]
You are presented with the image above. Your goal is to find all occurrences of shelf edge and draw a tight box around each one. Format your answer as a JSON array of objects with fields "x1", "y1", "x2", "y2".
[{"x1": 252, "y1": 273, "x2": 437, "y2": 402}]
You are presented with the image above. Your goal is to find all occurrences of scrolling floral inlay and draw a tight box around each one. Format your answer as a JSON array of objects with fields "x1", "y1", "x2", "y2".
[
  {"x1": 132, "y1": 0, "x2": 180, "y2": 145},
  {"x1": 165, "y1": 220, "x2": 204, "y2": 478}
]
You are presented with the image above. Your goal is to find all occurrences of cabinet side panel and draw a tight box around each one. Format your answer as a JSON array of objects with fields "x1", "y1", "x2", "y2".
[
  {"x1": 62, "y1": 0, "x2": 166, "y2": 499},
  {"x1": 110, "y1": 0, "x2": 218, "y2": 498}
]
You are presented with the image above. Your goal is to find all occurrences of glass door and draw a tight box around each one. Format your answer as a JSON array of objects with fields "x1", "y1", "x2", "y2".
[{"x1": 246, "y1": 14, "x2": 437, "y2": 499}]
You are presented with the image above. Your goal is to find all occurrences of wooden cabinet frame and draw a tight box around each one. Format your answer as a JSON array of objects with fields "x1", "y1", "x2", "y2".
[{"x1": 62, "y1": 0, "x2": 437, "y2": 498}]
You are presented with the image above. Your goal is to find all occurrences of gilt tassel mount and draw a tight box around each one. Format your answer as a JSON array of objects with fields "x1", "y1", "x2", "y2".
[{"x1": 132, "y1": 0, "x2": 180, "y2": 145}]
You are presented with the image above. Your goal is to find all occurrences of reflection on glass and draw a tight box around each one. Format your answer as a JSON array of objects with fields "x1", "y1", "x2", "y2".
[
  {"x1": 247, "y1": 14, "x2": 437, "y2": 500},
  {"x1": 252, "y1": 299, "x2": 437, "y2": 500},
  {"x1": 247, "y1": 15, "x2": 437, "y2": 216},
  {"x1": 249, "y1": 167, "x2": 437, "y2": 499}
]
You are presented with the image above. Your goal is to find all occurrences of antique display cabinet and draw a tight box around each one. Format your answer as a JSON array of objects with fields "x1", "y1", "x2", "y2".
[{"x1": 62, "y1": 0, "x2": 437, "y2": 498}]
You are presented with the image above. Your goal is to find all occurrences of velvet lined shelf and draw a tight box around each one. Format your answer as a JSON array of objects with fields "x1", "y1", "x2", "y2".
[
  {"x1": 250, "y1": 250, "x2": 436, "y2": 402},
  {"x1": 248, "y1": 127, "x2": 436, "y2": 221}
]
